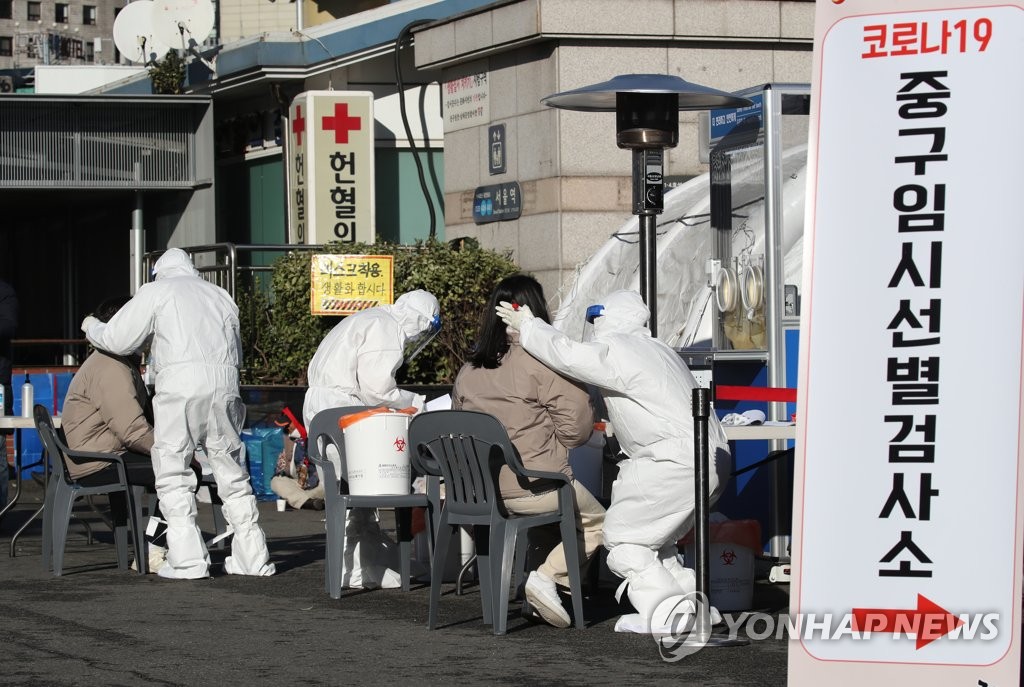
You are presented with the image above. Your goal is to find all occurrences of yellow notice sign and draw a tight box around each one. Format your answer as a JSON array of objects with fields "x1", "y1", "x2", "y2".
[{"x1": 309, "y1": 254, "x2": 393, "y2": 316}]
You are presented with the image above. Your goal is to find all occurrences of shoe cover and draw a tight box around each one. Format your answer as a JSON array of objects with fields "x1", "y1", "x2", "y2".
[
  {"x1": 661, "y1": 552, "x2": 697, "y2": 595},
  {"x1": 378, "y1": 568, "x2": 402, "y2": 589},
  {"x1": 223, "y1": 556, "x2": 276, "y2": 576},
  {"x1": 614, "y1": 613, "x2": 650, "y2": 633},
  {"x1": 340, "y1": 509, "x2": 403, "y2": 589},
  {"x1": 157, "y1": 564, "x2": 211, "y2": 580},
  {"x1": 614, "y1": 600, "x2": 723, "y2": 634}
]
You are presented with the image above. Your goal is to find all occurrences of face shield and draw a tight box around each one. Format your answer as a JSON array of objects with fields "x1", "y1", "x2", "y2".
[
  {"x1": 581, "y1": 304, "x2": 604, "y2": 342},
  {"x1": 404, "y1": 313, "x2": 442, "y2": 362}
]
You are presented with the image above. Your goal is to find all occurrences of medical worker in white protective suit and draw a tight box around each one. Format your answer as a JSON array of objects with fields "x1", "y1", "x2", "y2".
[
  {"x1": 82, "y1": 248, "x2": 275, "y2": 579},
  {"x1": 303, "y1": 289, "x2": 440, "y2": 588},
  {"x1": 497, "y1": 289, "x2": 731, "y2": 633}
]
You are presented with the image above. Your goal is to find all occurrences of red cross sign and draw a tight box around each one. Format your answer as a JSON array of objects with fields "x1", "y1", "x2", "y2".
[
  {"x1": 292, "y1": 105, "x2": 305, "y2": 146},
  {"x1": 322, "y1": 103, "x2": 362, "y2": 144}
]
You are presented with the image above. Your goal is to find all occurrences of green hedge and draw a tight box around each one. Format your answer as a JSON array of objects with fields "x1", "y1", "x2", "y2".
[{"x1": 238, "y1": 239, "x2": 519, "y2": 386}]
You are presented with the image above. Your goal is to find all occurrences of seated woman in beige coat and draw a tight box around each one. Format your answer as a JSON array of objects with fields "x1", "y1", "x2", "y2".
[
  {"x1": 452, "y1": 274, "x2": 605, "y2": 629},
  {"x1": 62, "y1": 295, "x2": 166, "y2": 572}
]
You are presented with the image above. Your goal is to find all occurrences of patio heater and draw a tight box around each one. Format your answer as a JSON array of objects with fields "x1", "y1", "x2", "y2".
[
  {"x1": 543, "y1": 75, "x2": 751, "y2": 648},
  {"x1": 542, "y1": 74, "x2": 751, "y2": 337}
]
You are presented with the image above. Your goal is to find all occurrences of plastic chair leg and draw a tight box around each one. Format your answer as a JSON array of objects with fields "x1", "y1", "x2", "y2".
[
  {"x1": 492, "y1": 523, "x2": 520, "y2": 635},
  {"x1": 51, "y1": 487, "x2": 76, "y2": 577},
  {"x1": 327, "y1": 501, "x2": 349, "y2": 600},
  {"x1": 474, "y1": 524, "x2": 494, "y2": 626},
  {"x1": 41, "y1": 476, "x2": 58, "y2": 572},
  {"x1": 428, "y1": 518, "x2": 453, "y2": 630},
  {"x1": 396, "y1": 507, "x2": 413, "y2": 592},
  {"x1": 130, "y1": 487, "x2": 147, "y2": 575}
]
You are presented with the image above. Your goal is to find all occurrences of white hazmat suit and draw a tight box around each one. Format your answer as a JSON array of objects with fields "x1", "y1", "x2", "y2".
[
  {"x1": 83, "y1": 248, "x2": 275, "y2": 579},
  {"x1": 501, "y1": 289, "x2": 731, "y2": 632},
  {"x1": 303, "y1": 289, "x2": 440, "y2": 588}
]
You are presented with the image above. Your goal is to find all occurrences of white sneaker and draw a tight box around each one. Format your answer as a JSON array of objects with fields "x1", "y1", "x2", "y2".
[
  {"x1": 130, "y1": 544, "x2": 168, "y2": 574},
  {"x1": 148, "y1": 544, "x2": 168, "y2": 574},
  {"x1": 524, "y1": 571, "x2": 571, "y2": 629}
]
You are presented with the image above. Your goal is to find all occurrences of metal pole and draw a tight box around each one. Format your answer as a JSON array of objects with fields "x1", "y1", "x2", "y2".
[
  {"x1": 638, "y1": 214, "x2": 658, "y2": 336},
  {"x1": 130, "y1": 192, "x2": 144, "y2": 294},
  {"x1": 762, "y1": 85, "x2": 790, "y2": 559},
  {"x1": 130, "y1": 162, "x2": 144, "y2": 294},
  {"x1": 691, "y1": 386, "x2": 712, "y2": 601},
  {"x1": 633, "y1": 148, "x2": 660, "y2": 337}
]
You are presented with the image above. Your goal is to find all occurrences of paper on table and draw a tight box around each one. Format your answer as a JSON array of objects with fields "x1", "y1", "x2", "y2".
[{"x1": 425, "y1": 394, "x2": 452, "y2": 412}]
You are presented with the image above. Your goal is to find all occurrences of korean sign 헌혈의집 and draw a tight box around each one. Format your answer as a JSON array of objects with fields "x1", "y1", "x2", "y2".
[{"x1": 286, "y1": 91, "x2": 376, "y2": 245}]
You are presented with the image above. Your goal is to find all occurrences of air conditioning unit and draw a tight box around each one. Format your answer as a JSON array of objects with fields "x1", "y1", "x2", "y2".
[{"x1": 0, "y1": 77, "x2": 14, "y2": 94}]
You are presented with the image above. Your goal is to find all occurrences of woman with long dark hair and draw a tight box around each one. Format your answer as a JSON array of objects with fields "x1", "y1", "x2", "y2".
[{"x1": 453, "y1": 274, "x2": 605, "y2": 628}]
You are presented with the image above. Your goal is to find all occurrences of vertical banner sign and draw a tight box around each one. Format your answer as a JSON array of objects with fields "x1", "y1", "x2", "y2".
[
  {"x1": 286, "y1": 96, "x2": 308, "y2": 244},
  {"x1": 789, "y1": 1, "x2": 1024, "y2": 686},
  {"x1": 286, "y1": 91, "x2": 375, "y2": 245},
  {"x1": 309, "y1": 254, "x2": 393, "y2": 316}
]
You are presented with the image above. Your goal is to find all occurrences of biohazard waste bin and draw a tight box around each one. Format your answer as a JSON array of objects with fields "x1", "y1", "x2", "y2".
[
  {"x1": 680, "y1": 518, "x2": 762, "y2": 611},
  {"x1": 338, "y1": 407, "x2": 416, "y2": 495}
]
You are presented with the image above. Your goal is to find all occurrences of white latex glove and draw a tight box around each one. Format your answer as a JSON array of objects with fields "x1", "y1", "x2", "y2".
[
  {"x1": 80, "y1": 315, "x2": 99, "y2": 334},
  {"x1": 495, "y1": 300, "x2": 535, "y2": 332}
]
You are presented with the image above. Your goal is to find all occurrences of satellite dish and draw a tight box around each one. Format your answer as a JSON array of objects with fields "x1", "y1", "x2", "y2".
[
  {"x1": 151, "y1": 0, "x2": 214, "y2": 52},
  {"x1": 112, "y1": 0, "x2": 173, "y2": 64}
]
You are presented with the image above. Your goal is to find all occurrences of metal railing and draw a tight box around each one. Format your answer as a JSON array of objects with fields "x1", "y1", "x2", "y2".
[
  {"x1": 142, "y1": 243, "x2": 329, "y2": 299},
  {"x1": 0, "y1": 94, "x2": 211, "y2": 190}
]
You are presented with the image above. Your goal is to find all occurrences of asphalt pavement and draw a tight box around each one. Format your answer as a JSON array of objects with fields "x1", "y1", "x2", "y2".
[{"x1": 0, "y1": 478, "x2": 790, "y2": 686}]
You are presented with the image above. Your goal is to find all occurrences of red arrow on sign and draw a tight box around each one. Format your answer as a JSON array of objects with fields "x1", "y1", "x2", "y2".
[{"x1": 852, "y1": 594, "x2": 964, "y2": 649}]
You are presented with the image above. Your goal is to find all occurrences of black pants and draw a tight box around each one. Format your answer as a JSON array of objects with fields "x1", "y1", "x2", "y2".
[{"x1": 80, "y1": 452, "x2": 163, "y2": 542}]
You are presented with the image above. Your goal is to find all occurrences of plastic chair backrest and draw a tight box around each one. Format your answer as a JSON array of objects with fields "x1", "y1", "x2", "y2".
[
  {"x1": 409, "y1": 410, "x2": 514, "y2": 519},
  {"x1": 33, "y1": 404, "x2": 76, "y2": 486},
  {"x1": 305, "y1": 406, "x2": 371, "y2": 488}
]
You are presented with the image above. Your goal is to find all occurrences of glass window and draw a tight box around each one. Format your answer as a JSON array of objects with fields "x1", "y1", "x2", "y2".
[
  {"x1": 27, "y1": 1, "x2": 41, "y2": 21},
  {"x1": 0, "y1": 36, "x2": 12, "y2": 57},
  {"x1": 83, "y1": 5, "x2": 96, "y2": 25},
  {"x1": 0, "y1": 1, "x2": 12, "y2": 20},
  {"x1": 85, "y1": 39, "x2": 94, "y2": 62},
  {"x1": 55, "y1": 3, "x2": 69, "y2": 23}
]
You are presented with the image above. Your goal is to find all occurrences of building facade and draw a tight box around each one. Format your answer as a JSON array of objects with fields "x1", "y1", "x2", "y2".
[
  {"x1": 413, "y1": 0, "x2": 815, "y2": 301},
  {"x1": 0, "y1": 0, "x2": 122, "y2": 72}
]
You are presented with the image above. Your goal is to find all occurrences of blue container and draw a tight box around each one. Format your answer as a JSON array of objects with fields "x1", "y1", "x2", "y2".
[
  {"x1": 241, "y1": 427, "x2": 284, "y2": 501},
  {"x1": 54, "y1": 372, "x2": 74, "y2": 414}
]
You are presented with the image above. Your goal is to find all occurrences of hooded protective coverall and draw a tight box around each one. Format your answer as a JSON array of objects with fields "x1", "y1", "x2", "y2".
[
  {"x1": 514, "y1": 290, "x2": 731, "y2": 631},
  {"x1": 83, "y1": 248, "x2": 274, "y2": 579},
  {"x1": 303, "y1": 289, "x2": 439, "y2": 588}
]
